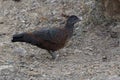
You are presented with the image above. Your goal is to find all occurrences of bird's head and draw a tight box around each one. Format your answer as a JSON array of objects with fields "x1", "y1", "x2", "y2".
[{"x1": 66, "y1": 15, "x2": 80, "y2": 25}]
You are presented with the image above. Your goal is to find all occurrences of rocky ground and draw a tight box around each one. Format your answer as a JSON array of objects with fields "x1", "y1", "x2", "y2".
[{"x1": 0, "y1": 0, "x2": 120, "y2": 80}]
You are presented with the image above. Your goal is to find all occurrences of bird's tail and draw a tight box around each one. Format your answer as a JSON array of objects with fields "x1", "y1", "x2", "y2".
[{"x1": 11, "y1": 33, "x2": 25, "y2": 42}]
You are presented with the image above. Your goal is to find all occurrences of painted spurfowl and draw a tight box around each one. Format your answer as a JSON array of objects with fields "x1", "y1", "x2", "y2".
[{"x1": 12, "y1": 15, "x2": 80, "y2": 60}]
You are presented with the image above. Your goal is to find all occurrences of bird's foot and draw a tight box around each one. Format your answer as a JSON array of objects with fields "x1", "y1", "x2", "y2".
[
  {"x1": 53, "y1": 54, "x2": 59, "y2": 61},
  {"x1": 48, "y1": 51, "x2": 59, "y2": 61}
]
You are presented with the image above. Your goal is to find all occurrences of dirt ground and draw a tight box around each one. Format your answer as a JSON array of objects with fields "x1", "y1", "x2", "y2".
[{"x1": 0, "y1": 0, "x2": 120, "y2": 80}]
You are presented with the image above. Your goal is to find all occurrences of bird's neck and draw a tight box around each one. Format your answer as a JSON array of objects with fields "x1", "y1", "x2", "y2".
[
  {"x1": 64, "y1": 22, "x2": 74, "y2": 39},
  {"x1": 65, "y1": 22, "x2": 74, "y2": 29}
]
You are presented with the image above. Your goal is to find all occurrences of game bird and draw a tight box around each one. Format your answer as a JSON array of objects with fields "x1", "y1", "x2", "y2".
[{"x1": 12, "y1": 15, "x2": 80, "y2": 60}]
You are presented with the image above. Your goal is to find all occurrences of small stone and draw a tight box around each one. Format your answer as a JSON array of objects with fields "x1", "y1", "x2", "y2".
[
  {"x1": 102, "y1": 56, "x2": 107, "y2": 62},
  {"x1": 74, "y1": 49, "x2": 82, "y2": 53},
  {"x1": 0, "y1": 65, "x2": 13, "y2": 71},
  {"x1": 109, "y1": 75, "x2": 120, "y2": 80},
  {"x1": 110, "y1": 32, "x2": 118, "y2": 38},
  {"x1": 0, "y1": 17, "x2": 4, "y2": 24},
  {"x1": 13, "y1": 47, "x2": 27, "y2": 56}
]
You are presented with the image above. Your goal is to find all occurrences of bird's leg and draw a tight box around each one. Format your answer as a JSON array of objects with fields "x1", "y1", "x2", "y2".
[{"x1": 48, "y1": 50, "x2": 59, "y2": 60}]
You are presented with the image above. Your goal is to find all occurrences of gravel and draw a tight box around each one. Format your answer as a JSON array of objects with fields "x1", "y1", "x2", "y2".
[{"x1": 0, "y1": 0, "x2": 120, "y2": 80}]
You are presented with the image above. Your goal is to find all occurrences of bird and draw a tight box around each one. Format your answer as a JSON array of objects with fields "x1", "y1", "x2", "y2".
[
  {"x1": 12, "y1": 0, "x2": 21, "y2": 2},
  {"x1": 11, "y1": 15, "x2": 80, "y2": 60}
]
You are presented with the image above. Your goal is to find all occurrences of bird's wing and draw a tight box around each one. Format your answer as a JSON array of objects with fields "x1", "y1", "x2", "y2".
[{"x1": 32, "y1": 27, "x2": 67, "y2": 44}]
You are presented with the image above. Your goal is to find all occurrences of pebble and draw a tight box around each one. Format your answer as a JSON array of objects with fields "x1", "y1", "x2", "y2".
[{"x1": 13, "y1": 47, "x2": 27, "y2": 56}]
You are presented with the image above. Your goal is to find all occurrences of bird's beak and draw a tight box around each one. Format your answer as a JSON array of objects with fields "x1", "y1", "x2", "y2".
[
  {"x1": 78, "y1": 19, "x2": 81, "y2": 22},
  {"x1": 78, "y1": 17, "x2": 82, "y2": 22}
]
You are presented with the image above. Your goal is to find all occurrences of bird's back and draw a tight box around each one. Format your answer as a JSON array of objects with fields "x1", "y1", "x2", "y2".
[{"x1": 30, "y1": 27, "x2": 72, "y2": 51}]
